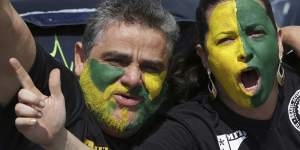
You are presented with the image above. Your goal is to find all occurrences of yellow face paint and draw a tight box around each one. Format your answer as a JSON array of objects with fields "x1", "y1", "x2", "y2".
[
  {"x1": 206, "y1": 0, "x2": 252, "y2": 107},
  {"x1": 80, "y1": 63, "x2": 130, "y2": 133},
  {"x1": 143, "y1": 71, "x2": 167, "y2": 100},
  {"x1": 80, "y1": 60, "x2": 168, "y2": 135}
]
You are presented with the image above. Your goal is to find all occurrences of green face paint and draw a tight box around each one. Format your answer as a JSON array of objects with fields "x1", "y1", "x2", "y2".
[
  {"x1": 206, "y1": 0, "x2": 279, "y2": 108},
  {"x1": 79, "y1": 59, "x2": 166, "y2": 136},
  {"x1": 90, "y1": 59, "x2": 124, "y2": 91},
  {"x1": 236, "y1": 0, "x2": 279, "y2": 107},
  {"x1": 206, "y1": 1, "x2": 251, "y2": 108}
]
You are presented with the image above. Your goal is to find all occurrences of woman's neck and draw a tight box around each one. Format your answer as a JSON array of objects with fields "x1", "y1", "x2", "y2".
[{"x1": 219, "y1": 83, "x2": 279, "y2": 120}]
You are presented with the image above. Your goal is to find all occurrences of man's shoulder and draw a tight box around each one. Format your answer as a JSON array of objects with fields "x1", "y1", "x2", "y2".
[{"x1": 74, "y1": 111, "x2": 111, "y2": 150}]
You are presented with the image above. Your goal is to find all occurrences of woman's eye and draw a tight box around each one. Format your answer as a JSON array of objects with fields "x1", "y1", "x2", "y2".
[
  {"x1": 217, "y1": 37, "x2": 235, "y2": 45},
  {"x1": 248, "y1": 30, "x2": 265, "y2": 38}
]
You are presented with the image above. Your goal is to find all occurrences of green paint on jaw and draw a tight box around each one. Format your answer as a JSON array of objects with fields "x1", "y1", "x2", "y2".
[
  {"x1": 236, "y1": 0, "x2": 279, "y2": 107},
  {"x1": 124, "y1": 82, "x2": 168, "y2": 132},
  {"x1": 130, "y1": 85, "x2": 150, "y2": 102},
  {"x1": 90, "y1": 59, "x2": 124, "y2": 91}
]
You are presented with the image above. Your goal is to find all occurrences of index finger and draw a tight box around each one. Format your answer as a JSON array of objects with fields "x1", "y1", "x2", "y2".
[{"x1": 9, "y1": 58, "x2": 36, "y2": 90}]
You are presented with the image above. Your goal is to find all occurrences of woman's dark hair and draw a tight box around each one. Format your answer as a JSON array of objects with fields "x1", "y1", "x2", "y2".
[
  {"x1": 168, "y1": 44, "x2": 208, "y2": 103},
  {"x1": 167, "y1": 23, "x2": 208, "y2": 103},
  {"x1": 196, "y1": 0, "x2": 277, "y2": 46}
]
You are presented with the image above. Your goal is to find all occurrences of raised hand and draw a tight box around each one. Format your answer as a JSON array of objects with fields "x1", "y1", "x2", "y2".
[{"x1": 10, "y1": 58, "x2": 66, "y2": 148}]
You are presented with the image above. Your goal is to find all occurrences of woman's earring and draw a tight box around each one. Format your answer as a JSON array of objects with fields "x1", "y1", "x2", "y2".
[
  {"x1": 196, "y1": 44, "x2": 202, "y2": 49},
  {"x1": 207, "y1": 70, "x2": 217, "y2": 99},
  {"x1": 277, "y1": 58, "x2": 285, "y2": 86}
]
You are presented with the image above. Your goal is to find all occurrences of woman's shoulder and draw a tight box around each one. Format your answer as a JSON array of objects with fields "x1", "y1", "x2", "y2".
[
  {"x1": 166, "y1": 94, "x2": 219, "y2": 130},
  {"x1": 134, "y1": 94, "x2": 221, "y2": 150},
  {"x1": 158, "y1": 94, "x2": 221, "y2": 149}
]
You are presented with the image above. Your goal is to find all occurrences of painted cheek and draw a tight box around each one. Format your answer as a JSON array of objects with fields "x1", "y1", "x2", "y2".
[
  {"x1": 79, "y1": 66, "x2": 106, "y2": 107},
  {"x1": 206, "y1": 1, "x2": 252, "y2": 108},
  {"x1": 143, "y1": 71, "x2": 167, "y2": 100},
  {"x1": 89, "y1": 59, "x2": 124, "y2": 91},
  {"x1": 79, "y1": 64, "x2": 131, "y2": 134},
  {"x1": 208, "y1": 43, "x2": 252, "y2": 108},
  {"x1": 79, "y1": 65, "x2": 114, "y2": 121},
  {"x1": 206, "y1": 0, "x2": 244, "y2": 76},
  {"x1": 236, "y1": 0, "x2": 279, "y2": 107},
  {"x1": 236, "y1": 0, "x2": 278, "y2": 65}
]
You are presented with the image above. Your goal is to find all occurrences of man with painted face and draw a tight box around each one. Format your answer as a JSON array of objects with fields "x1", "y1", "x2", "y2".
[
  {"x1": 134, "y1": 0, "x2": 300, "y2": 149},
  {"x1": 74, "y1": 0, "x2": 178, "y2": 139},
  {"x1": 7, "y1": 0, "x2": 178, "y2": 149}
]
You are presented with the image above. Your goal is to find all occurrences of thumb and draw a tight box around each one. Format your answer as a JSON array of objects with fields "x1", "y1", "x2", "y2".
[{"x1": 49, "y1": 68, "x2": 63, "y2": 98}]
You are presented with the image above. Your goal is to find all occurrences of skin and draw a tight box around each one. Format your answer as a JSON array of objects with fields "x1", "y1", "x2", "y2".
[
  {"x1": 205, "y1": 0, "x2": 279, "y2": 108},
  {"x1": 0, "y1": 1, "x2": 36, "y2": 106},
  {"x1": 76, "y1": 22, "x2": 169, "y2": 137},
  {"x1": 281, "y1": 26, "x2": 300, "y2": 58}
]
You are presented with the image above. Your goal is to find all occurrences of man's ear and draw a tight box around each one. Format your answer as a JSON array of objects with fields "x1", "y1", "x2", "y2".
[
  {"x1": 196, "y1": 44, "x2": 209, "y2": 69},
  {"x1": 74, "y1": 42, "x2": 86, "y2": 77},
  {"x1": 277, "y1": 29, "x2": 284, "y2": 60}
]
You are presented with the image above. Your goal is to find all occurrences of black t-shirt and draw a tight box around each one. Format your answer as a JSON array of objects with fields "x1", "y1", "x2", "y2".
[
  {"x1": 108, "y1": 112, "x2": 167, "y2": 150},
  {"x1": 0, "y1": 46, "x2": 108, "y2": 150},
  {"x1": 135, "y1": 64, "x2": 300, "y2": 150}
]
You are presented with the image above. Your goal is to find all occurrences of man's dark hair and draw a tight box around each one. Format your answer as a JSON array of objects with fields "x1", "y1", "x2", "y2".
[{"x1": 82, "y1": 0, "x2": 178, "y2": 56}]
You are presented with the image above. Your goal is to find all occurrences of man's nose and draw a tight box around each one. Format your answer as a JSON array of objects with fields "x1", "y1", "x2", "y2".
[{"x1": 120, "y1": 64, "x2": 142, "y2": 88}]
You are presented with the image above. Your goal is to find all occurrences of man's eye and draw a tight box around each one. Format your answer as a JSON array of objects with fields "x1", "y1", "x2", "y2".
[
  {"x1": 105, "y1": 58, "x2": 129, "y2": 67},
  {"x1": 141, "y1": 66, "x2": 161, "y2": 74},
  {"x1": 217, "y1": 37, "x2": 235, "y2": 45}
]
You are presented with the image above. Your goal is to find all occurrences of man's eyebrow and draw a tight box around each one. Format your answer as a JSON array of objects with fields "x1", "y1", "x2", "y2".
[
  {"x1": 101, "y1": 51, "x2": 131, "y2": 60},
  {"x1": 140, "y1": 59, "x2": 166, "y2": 70}
]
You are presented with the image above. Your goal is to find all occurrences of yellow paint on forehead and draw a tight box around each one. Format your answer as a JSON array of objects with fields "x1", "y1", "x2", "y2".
[
  {"x1": 206, "y1": 0, "x2": 237, "y2": 40},
  {"x1": 143, "y1": 71, "x2": 167, "y2": 100},
  {"x1": 206, "y1": 0, "x2": 252, "y2": 107}
]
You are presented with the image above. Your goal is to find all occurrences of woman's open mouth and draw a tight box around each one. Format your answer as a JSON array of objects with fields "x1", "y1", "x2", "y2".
[{"x1": 239, "y1": 68, "x2": 261, "y2": 94}]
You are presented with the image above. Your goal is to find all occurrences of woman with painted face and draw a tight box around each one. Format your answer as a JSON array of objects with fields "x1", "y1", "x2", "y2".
[{"x1": 134, "y1": 0, "x2": 300, "y2": 149}]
